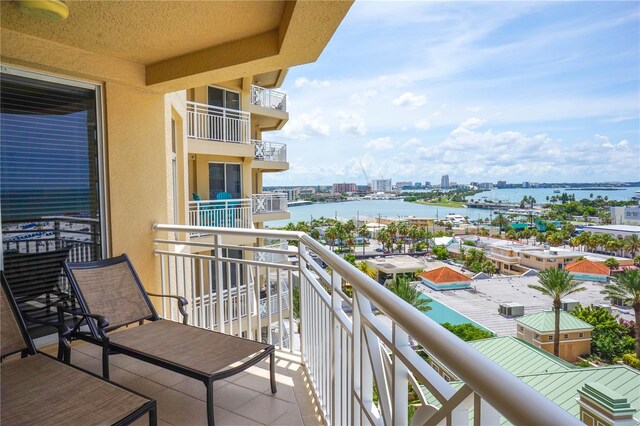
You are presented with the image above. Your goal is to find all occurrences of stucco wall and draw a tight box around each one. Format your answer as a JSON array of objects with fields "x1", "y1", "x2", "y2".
[{"x1": 105, "y1": 82, "x2": 170, "y2": 294}]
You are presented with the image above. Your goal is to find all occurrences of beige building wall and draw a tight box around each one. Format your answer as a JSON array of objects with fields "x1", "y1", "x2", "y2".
[
  {"x1": 517, "y1": 326, "x2": 592, "y2": 362},
  {"x1": 104, "y1": 82, "x2": 174, "y2": 296}
]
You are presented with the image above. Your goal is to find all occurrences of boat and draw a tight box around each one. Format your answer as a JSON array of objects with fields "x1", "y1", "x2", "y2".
[{"x1": 553, "y1": 190, "x2": 561, "y2": 193}]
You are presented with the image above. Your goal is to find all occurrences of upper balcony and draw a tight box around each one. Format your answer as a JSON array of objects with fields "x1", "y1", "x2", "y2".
[
  {"x1": 151, "y1": 224, "x2": 583, "y2": 426},
  {"x1": 252, "y1": 140, "x2": 288, "y2": 171},
  {"x1": 247, "y1": 85, "x2": 289, "y2": 131},
  {"x1": 186, "y1": 101, "x2": 253, "y2": 156},
  {"x1": 250, "y1": 85, "x2": 287, "y2": 112}
]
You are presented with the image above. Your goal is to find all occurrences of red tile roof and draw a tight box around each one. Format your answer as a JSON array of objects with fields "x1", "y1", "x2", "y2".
[
  {"x1": 565, "y1": 259, "x2": 610, "y2": 275},
  {"x1": 418, "y1": 266, "x2": 471, "y2": 283}
]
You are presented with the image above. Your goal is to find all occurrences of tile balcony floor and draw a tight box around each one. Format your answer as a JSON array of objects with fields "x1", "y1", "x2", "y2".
[{"x1": 39, "y1": 343, "x2": 323, "y2": 426}]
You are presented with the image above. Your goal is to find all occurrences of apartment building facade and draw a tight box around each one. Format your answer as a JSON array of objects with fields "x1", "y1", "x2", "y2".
[{"x1": 516, "y1": 311, "x2": 593, "y2": 362}]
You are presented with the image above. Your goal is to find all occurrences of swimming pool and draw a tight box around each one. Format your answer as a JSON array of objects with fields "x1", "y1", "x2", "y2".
[{"x1": 419, "y1": 294, "x2": 493, "y2": 334}]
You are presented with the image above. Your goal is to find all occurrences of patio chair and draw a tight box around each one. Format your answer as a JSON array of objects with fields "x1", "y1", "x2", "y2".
[
  {"x1": 3, "y1": 245, "x2": 74, "y2": 313},
  {"x1": 61, "y1": 254, "x2": 276, "y2": 426},
  {"x1": 0, "y1": 272, "x2": 157, "y2": 426}
]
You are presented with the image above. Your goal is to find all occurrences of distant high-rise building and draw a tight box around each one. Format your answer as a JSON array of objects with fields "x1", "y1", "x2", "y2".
[
  {"x1": 522, "y1": 181, "x2": 530, "y2": 188},
  {"x1": 424, "y1": 181, "x2": 431, "y2": 188},
  {"x1": 497, "y1": 180, "x2": 507, "y2": 189},
  {"x1": 414, "y1": 182, "x2": 423, "y2": 188},
  {"x1": 371, "y1": 179, "x2": 392, "y2": 192},
  {"x1": 441, "y1": 175, "x2": 450, "y2": 189},
  {"x1": 332, "y1": 182, "x2": 357, "y2": 193}
]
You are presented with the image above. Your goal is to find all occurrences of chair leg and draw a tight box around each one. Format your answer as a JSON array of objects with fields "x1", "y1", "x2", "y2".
[
  {"x1": 102, "y1": 345, "x2": 110, "y2": 379},
  {"x1": 270, "y1": 351, "x2": 277, "y2": 394},
  {"x1": 149, "y1": 404, "x2": 158, "y2": 426},
  {"x1": 206, "y1": 380, "x2": 215, "y2": 426}
]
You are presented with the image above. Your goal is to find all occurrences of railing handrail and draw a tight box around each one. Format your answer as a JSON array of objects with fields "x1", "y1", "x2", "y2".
[
  {"x1": 189, "y1": 199, "x2": 251, "y2": 207},
  {"x1": 186, "y1": 100, "x2": 250, "y2": 119},
  {"x1": 251, "y1": 139, "x2": 286, "y2": 148},
  {"x1": 152, "y1": 222, "x2": 579, "y2": 425},
  {"x1": 250, "y1": 85, "x2": 286, "y2": 99}
]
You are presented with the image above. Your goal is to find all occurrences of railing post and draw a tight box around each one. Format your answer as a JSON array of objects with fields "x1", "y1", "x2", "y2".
[
  {"x1": 331, "y1": 268, "x2": 342, "y2": 425},
  {"x1": 214, "y1": 234, "x2": 225, "y2": 333},
  {"x1": 392, "y1": 323, "x2": 409, "y2": 426}
]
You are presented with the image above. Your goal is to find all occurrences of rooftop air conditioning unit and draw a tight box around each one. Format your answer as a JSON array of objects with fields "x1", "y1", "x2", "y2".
[
  {"x1": 499, "y1": 303, "x2": 524, "y2": 318},
  {"x1": 560, "y1": 299, "x2": 580, "y2": 312}
]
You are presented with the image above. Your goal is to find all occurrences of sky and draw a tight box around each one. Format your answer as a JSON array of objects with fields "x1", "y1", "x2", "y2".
[{"x1": 265, "y1": 1, "x2": 640, "y2": 187}]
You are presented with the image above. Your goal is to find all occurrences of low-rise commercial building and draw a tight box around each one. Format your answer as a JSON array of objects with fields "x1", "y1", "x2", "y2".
[
  {"x1": 565, "y1": 259, "x2": 610, "y2": 282},
  {"x1": 516, "y1": 310, "x2": 593, "y2": 362},
  {"x1": 418, "y1": 266, "x2": 472, "y2": 291}
]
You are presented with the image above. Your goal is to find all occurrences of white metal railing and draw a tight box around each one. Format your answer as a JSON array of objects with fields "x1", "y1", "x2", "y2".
[
  {"x1": 188, "y1": 199, "x2": 252, "y2": 229},
  {"x1": 186, "y1": 101, "x2": 250, "y2": 143},
  {"x1": 152, "y1": 224, "x2": 580, "y2": 426},
  {"x1": 250, "y1": 85, "x2": 287, "y2": 111},
  {"x1": 251, "y1": 193, "x2": 288, "y2": 215},
  {"x1": 252, "y1": 140, "x2": 287, "y2": 162}
]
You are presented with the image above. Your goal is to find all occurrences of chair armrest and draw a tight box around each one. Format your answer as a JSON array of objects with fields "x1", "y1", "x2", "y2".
[
  {"x1": 146, "y1": 293, "x2": 189, "y2": 325},
  {"x1": 56, "y1": 304, "x2": 110, "y2": 334}
]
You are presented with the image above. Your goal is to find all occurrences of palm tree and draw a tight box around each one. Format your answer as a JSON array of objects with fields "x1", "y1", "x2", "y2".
[
  {"x1": 386, "y1": 276, "x2": 431, "y2": 313},
  {"x1": 358, "y1": 224, "x2": 371, "y2": 255},
  {"x1": 357, "y1": 261, "x2": 377, "y2": 280},
  {"x1": 624, "y1": 234, "x2": 640, "y2": 258},
  {"x1": 602, "y1": 269, "x2": 640, "y2": 358},
  {"x1": 528, "y1": 269, "x2": 586, "y2": 356}
]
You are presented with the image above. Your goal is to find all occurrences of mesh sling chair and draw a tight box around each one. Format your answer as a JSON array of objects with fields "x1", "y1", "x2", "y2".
[
  {"x1": 0, "y1": 272, "x2": 157, "y2": 426},
  {"x1": 61, "y1": 254, "x2": 276, "y2": 426}
]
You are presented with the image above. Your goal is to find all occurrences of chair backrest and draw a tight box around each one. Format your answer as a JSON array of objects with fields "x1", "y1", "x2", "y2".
[
  {"x1": 1, "y1": 271, "x2": 36, "y2": 359},
  {"x1": 63, "y1": 254, "x2": 158, "y2": 334},
  {"x1": 3, "y1": 246, "x2": 73, "y2": 302},
  {"x1": 216, "y1": 191, "x2": 232, "y2": 200}
]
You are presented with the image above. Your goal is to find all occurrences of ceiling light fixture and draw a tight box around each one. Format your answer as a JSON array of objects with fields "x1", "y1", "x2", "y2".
[{"x1": 16, "y1": 0, "x2": 69, "y2": 21}]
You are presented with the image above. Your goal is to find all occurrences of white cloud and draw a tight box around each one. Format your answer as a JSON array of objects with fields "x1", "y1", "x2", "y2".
[
  {"x1": 402, "y1": 138, "x2": 422, "y2": 148},
  {"x1": 414, "y1": 119, "x2": 431, "y2": 130},
  {"x1": 294, "y1": 77, "x2": 332, "y2": 88},
  {"x1": 458, "y1": 117, "x2": 485, "y2": 130},
  {"x1": 365, "y1": 137, "x2": 393, "y2": 151},
  {"x1": 281, "y1": 110, "x2": 330, "y2": 140},
  {"x1": 337, "y1": 111, "x2": 367, "y2": 136},
  {"x1": 391, "y1": 92, "x2": 427, "y2": 108}
]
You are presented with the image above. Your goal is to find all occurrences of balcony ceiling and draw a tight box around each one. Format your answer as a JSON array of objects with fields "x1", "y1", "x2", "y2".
[
  {"x1": 0, "y1": 0, "x2": 353, "y2": 92},
  {"x1": 1, "y1": 1, "x2": 284, "y2": 65}
]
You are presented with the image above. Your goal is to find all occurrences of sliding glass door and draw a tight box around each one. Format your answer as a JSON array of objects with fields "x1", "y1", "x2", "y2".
[
  {"x1": 0, "y1": 67, "x2": 105, "y2": 336},
  {"x1": 208, "y1": 163, "x2": 242, "y2": 199}
]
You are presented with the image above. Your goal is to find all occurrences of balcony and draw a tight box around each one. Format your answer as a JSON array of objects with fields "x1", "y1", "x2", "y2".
[
  {"x1": 248, "y1": 86, "x2": 288, "y2": 131},
  {"x1": 151, "y1": 224, "x2": 581, "y2": 426},
  {"x1": 253, "y1": 140, "x2": 287, "y2": 163},
  {"x1": 251, "y1": 193, "x2": 289, "y2": 222},
  {"x1": 486, "y1": 251, "x2": 519, "y2": 264},
  {"x1": 252, "y1": 139, "x2": 288, "y2": 172},
  {"x1": 188, "y1": 199, "x2": 253, "y2": 229},
  {"x1": 250, "y1": 85, "x2": 287, "y2": 112},
  {"x1": 187, "y1": 101, "x2": 251, "y2": 146}
]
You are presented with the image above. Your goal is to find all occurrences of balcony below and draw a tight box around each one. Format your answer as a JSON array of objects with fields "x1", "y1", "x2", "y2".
[
  {"x1": 188, "y1": 195, "x2": 289, "y2": 229},
  {"x1": 251, "y1": 193, "x2": 289, "y2": 222},
  {"x1": 252, "y1": 140, "x2": 288, "y2": 171},
  {"x1": 38, "y1": 342, "x2": 321, "y2": 426}
]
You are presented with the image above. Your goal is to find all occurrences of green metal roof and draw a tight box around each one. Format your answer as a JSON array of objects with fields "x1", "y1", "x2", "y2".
[
  {"x1": 515, "y1": 310, "x2": 593, "y2": 333},
  {"x1": 420, "y1": 366, "x2": 640, "y2": 425},
  {"x1": 467, "y1": 336, "x2": 573, "y2": 375},
  {"x1": 516, "y1": 366, "x2": 640, "y2": 422}
]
